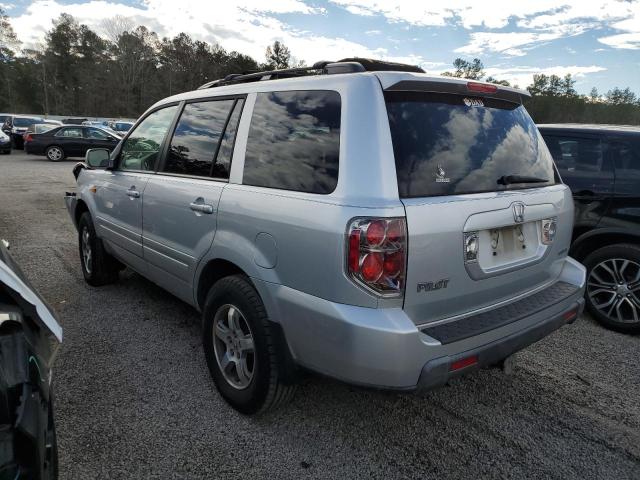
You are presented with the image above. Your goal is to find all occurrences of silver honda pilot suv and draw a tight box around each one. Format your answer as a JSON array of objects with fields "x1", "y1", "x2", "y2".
[{"x1": 65, "y1": 59, "x2": 586, "y2": 414}]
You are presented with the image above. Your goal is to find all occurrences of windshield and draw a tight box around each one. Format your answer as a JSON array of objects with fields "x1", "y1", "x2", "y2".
[
  {"x1": 385, "y1": 91, "x2": 556, "y2": 198},
  {"x1": 14, "y1": 117, "x2": 41, "y2": 127}
]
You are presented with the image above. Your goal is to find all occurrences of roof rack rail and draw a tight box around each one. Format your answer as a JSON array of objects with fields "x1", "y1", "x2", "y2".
[{"x1": 197, "y1": 58, "x2": 424, "y2": 89}]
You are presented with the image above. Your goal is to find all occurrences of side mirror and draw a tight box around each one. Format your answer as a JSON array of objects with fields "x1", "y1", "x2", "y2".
[{"x1": 85, "y1": 148, "x2": 110, "y2": 168}]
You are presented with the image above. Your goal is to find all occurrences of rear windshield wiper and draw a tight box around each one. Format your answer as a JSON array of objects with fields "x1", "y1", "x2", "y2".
[{"x1": 497, "y1": 175, "x2": 549, "y2": 186}]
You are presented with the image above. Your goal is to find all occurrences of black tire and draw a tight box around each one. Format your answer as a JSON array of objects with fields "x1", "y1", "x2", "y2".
[
  {"x1": 45, "y1": 146, "x2": 65, "y2": 162},
  {"x1": 202, "y1": 275, "x2": 296, "y2": 414},
  {"x1": 0, "y1": 328, "x2": 58, "y2": 479},
  {"x1": 78, "y1": 212, "x2": 120, "y2": 286},
  {"x1": 584, "y1": 243, "x2": 640, "y2": 334}
]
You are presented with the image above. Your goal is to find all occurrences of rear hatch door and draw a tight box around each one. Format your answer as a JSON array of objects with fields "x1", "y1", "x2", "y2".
[{"x1": 383, "y1": 79, "x2": 573, "y2": 326}]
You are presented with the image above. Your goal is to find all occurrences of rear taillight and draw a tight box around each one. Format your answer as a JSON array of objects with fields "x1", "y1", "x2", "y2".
[
  {"x1": 467, "y1": 82, "x2": 498, "y2": 94},
  {"x1": 346, "y1": 217, "x2": 407, "y2": 296},
  {"x1": 24, "y1": 133, "x2": 32, "y2": 142}
]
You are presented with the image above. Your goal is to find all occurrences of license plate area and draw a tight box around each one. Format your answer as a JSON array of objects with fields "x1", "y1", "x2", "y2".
[{"x1": 478, "y1": 222, "x2": 540, "y2": 269}]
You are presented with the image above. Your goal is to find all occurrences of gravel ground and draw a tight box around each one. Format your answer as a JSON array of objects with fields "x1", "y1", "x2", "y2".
[{"x1": 1, "y1": 150, "x2": 639, "y2": 480}]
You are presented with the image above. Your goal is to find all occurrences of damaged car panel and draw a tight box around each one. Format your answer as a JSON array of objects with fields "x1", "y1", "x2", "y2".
[{"x1": 0, "y1": 239, "x2": 62, "y2": 479}]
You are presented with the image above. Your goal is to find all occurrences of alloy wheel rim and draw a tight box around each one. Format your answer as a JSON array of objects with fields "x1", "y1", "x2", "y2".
[
  {"x1": 48, "y1": 148, "x2": 61, "y2": 160},
  {"x1": 212, "y1": 304, "x2": 255, "y2": 390},
  {"x1": 587, "y1": 258, "x2": 640, "y2": 324},
  {"x1": 81, "y1": 227, "x2": 92, "y2": 274}
]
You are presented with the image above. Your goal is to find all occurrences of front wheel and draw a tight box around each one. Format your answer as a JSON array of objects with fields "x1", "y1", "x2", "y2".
[
  {"x1": 45, "y1": 146, "x2": 64, "y2": 162},
  {"x1": 584, "y1": 243, "x2": 640, "y2": 334},
  {"x1": 78, "y1": 212, "x2": 120, "y2": 286},
  {"x1": 202, "y1": 275, "x2": 297, "y2": 414}
]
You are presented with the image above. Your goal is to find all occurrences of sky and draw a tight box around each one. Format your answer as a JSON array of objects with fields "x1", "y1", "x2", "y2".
[{"x1": 2, "y1": 0, "x2": 640, "y2": 94}]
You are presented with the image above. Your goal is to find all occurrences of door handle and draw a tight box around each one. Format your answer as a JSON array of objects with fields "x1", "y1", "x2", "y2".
[
  {"x1": 126, "y1": 187, "x2": 140, "y2": 198},
  {"x1": 190, "y1": 200, "x2": 214, "y2": 214}
]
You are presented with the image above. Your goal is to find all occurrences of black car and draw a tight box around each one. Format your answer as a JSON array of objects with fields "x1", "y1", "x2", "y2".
[
  {"x1": 2, "y1": 115, "x2": 44, "y2": 149},
  {"x1": 0, "y1": 239, "x2": 62, "y2": 478},
  {"x1": 24, "y1": 125, "x2": 120, "y2": 161},
  {"x1": 539, "y1": 124, "x2": 640, "y2": 333}
]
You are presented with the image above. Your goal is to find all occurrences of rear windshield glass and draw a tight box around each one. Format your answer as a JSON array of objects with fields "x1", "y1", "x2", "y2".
[{"x1": 385, "y1": 91, "x2": 556, "y2": 198}]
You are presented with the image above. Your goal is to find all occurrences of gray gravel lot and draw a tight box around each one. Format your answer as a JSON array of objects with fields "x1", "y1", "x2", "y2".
[{"x1": 1, "y1": 150, "x2": 639, "y2": 479}]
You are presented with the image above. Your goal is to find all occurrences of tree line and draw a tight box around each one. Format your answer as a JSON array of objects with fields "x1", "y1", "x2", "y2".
[
  {"x1": 442, "y1": 57, "x2": 640, "y2": 124},
  {"x1": 1, "y1": 10, "x2": 639, "y2": 124}
]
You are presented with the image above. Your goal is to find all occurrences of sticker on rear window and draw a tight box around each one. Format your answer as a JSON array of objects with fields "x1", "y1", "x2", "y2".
[{"x1": 463, "y1": 98, "x2": 484, "y2": 107}]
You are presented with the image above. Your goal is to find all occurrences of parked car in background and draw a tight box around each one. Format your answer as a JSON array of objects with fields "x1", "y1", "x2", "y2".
[
  {"x1": 0, "y1": 239, "x2": 62, "y2": 478},
  {"x1": 2, "y1": 115, "x2": 44, "y2": 149},
  {"x1": 26, "y1": 122, "x2": 61, "y2": 135},
  {"x1": 82, "y1": 120, "x2": 109, "y2": 128},
  {"x1": 61, "y1": 118, "x2": 88, "y2": 125},
  {"x1": 25, "y1": 125, "x2": 120, "y2": 161},
  {"x1": 539, "y1": 124, "x2": 640, "y2": 333},
  {"x1": 65, "y1": 60, "x2": 585, "y2": 414},
  {"x1": 107, "y1": 120, "x2": 134, "y2": 134},
  {"x1": 0, "y1": 130, "x2": 11, "y2": 154}
]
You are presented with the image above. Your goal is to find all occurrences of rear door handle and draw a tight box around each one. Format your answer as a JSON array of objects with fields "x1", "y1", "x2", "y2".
[
  {"x1": 190, "y1": 200, "x2": 214, "y2": 214},
  {"x1": 126, "y1": 187, "x2": 140, "y2": 198}
]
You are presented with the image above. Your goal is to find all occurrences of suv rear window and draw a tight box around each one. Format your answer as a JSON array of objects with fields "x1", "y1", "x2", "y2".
[
  {"x1": 242, "y1": 90, "x2": 340, "y2": 194},
  {"x1": 385, "y1": 91, "x2": 556, "y2": 198}
]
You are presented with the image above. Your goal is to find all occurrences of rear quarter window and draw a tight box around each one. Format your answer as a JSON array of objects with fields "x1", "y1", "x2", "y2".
[{"x1": 242, "y1": 90, "x2": 340, "y2": 194}]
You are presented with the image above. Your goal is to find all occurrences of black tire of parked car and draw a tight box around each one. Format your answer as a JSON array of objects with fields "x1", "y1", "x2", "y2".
[
  {"x1": 45, "y1": 146, "x2": 65, "y2": 162},
  {"x1": 78, "y1": 212, "x2": 120, "y2": 286},
  {"x1": 0, "y1": 326, "x2": 58, "y2": 479},
  {"x1": 202, "y1": 275, "x2": 297, "y2": 414},
  {"x1": 583, "y1": 243, "x2": 640, "y2": 334}
]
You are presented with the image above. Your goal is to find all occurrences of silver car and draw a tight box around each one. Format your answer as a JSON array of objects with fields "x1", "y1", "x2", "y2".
[{"x1": 65, "y1": 60, "x2": 586, "y2": 414}]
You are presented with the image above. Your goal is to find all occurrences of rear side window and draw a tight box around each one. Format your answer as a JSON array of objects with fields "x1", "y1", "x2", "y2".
[
  {"x1": 164, "y1": 99, "x2": 235, "y2": 178},
  {"x1": 386, "y1": 91, "x2": 556, "y2": 198},
  {"x1": 243, "y1": 90, "x2": 340, "y2": 194},
  {"x1": 542, "y1": 135, "x2": 605, "y2": 173},
  {"x1": 56, "y1": 127, "x2": 83, "y2": 138}
]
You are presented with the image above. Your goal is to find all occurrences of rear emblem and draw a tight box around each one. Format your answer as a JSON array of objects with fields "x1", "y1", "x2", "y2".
[
  {"x1": 417, "y1": 278, "x2": 449, "y2": 293},
  {"x1": 435, "y1": 165, "x2": 450, "y2": 183},
  {"x1": 512, "y1": 202, "x2": 525, "y2": 223}
]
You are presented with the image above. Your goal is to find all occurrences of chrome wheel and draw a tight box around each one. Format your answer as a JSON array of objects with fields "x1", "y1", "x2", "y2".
[
  {"x1": 81, "y1": 227, "x2": 92, "y2": 274},
  {"x1": 47, "y1": 147, "x2": 62, "y2": 161},
  {"x1": 587, "y1": 258, "x2": 640, "y2": 324},
  {"x1": 213, "y1": 304, "x2": 255, "y2": 390}
]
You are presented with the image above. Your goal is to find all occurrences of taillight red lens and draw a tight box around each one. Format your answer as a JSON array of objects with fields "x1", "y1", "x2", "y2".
[
  {"x1": 361, "y1": 253, "x2": 383, "y2": 282},
  {"x1": 24, "y1": 134, "x2": 32, "y2": 142},
  {"x1": 348, "y1": 229, "x2": 361, "y2": 272},
  {"x1": 365, "y1": 220, "x2": 386, "y2": 246},
  {"x1": 386, "y1": 220, "x2": 403, "y2": 243},
  {"x1": 346, "y1": 217, "x2": 407, "y2": 296},
  {"x1": 383, "y1": 251, "x2": 403, "y2": 277},
  {"x1": 467, "y1": 82, "x2": 497, "y2": 93}
]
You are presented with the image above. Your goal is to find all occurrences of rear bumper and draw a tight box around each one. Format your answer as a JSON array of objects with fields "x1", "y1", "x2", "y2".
[
  {"x1": 416, "y1": 297, "x2": 584, "y2": 390},
  {"x1": 256, "y1": 256, "x2": 586, "y2": 390}
]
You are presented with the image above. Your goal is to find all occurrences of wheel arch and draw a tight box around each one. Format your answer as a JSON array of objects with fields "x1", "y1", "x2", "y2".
[
  {"x1": 571, "y1": 228, "x2": 640, "y2": 261},
  {"x1": 74, "y1": 199, "x2": 89, "y2": 228}
]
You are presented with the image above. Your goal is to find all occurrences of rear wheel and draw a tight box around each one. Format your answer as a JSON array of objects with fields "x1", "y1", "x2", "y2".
[
  {"x1": 78, "y1": 212, "x2": 120, "y2": 286},
  {"x1": 45, "y1": 146, "x2": 64, "y2": 162},
  {"x1": 0, "y1": 327, "x2": 58, "y2": 479},
  {"x1": 584, "y1": 244, "x2": 640, "y2": 334},
  {"x1": 202, "y1": 275, "x2": 297, "y2": 414}
]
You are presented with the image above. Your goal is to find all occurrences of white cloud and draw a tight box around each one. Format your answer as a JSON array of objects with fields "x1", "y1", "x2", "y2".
[
  {"x1": 483, "y1": 65, "x2": 607, "y2": 89},
  {"x1": 331, "y1": 0, "x2": 640, "y2": 52},
  {"x1": 455, "y1": 32, "x2": 562, "y2": 57},
  {"x1": 9, "y1": 0, "x2": 430, "y2": 67}
]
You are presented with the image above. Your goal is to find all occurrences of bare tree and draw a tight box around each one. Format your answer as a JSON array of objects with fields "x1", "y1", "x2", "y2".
[{"x1": 100, "y1": 15, "x2": 135, "y2": 43}]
